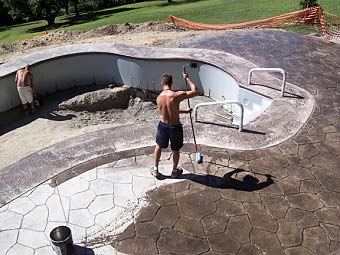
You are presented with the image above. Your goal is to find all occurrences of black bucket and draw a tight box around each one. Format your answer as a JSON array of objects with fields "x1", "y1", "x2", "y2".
[{"x1": 50, "y1": 226, "x2": 74, "y2": 255}]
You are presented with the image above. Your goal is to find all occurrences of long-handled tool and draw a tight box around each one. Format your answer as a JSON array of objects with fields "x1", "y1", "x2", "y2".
[{"x1": 183, "y1": 66, "x2": 203, "y2": 164}]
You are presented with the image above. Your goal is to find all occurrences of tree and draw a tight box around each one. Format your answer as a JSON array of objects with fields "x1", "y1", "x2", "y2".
[
  {"x1": 29, "y1": 0, "x2": 64, "y2": 26},
  {"x1": 1, "y1": 0, "x2": 31, "y2": 22},
  {"x1": 300, "y1": 0, "x2": 318, "y2": 9},
  {"x1": 64, "y1": 0, "x2": 69, "y2": 15},
  {"x1": 70, "y1": 0, "x2": 79, "y2": 17},
  {"x1": 0, "y1": 1, "x2": 13, "y2": 25}
]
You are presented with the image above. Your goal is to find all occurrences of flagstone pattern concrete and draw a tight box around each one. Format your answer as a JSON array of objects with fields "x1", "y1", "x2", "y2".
[
  {"x1": 111, "y1": 31, "x2": 340, "y2": 254},
  {"x1": 0, "y1": 153, "x2": 192, "y2": 255},
  {"x1": 0, "y1": 30, "x2": 339, "y2": 255}
]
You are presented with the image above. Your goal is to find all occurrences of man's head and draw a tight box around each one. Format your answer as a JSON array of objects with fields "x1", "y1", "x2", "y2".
[
  {"x1": 25, "y1": 64, "x2": 31, "y2": 71},
  {"x1": 161, "y1": 73, "x2": 173, "y2": 88}
]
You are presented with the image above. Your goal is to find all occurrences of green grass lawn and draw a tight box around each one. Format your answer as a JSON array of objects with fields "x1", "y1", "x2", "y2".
[{"x1": 0, "y1": 0, "x2": 339, "y2": 43}]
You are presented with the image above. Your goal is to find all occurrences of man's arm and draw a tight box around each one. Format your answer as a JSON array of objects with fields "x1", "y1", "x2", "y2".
[
  {"x1": 179, "y1": 108, "x2": 192, "y2": 114},
  {"x1": 15, "y1": 72, "x2": 18, "y2": 84},
  {"x1": 176, "y1": 72, "x2": 199, "y2": 102},
  {"x1": 185, "y1": 76, "x2": 198, "y2": 98}
]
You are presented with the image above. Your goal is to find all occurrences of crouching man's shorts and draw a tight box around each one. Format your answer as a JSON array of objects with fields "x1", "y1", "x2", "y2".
[{"x1": 17, "y1": 86, "x2": 33, "y2": 104}]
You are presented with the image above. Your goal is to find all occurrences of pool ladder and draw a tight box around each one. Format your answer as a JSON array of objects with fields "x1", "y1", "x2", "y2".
[{"x1": 193, "y1": 101, "x2": 244, "y2": 132}]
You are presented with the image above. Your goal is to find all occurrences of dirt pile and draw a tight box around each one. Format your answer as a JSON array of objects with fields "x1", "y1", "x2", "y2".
[
  {"x1": 85, "y1": 21, "x2": 183, "y2": 37},
  {"x1": 57, "y1": 94, "x2": 158, "y2": 128},
  {"x1": 53, "y1": 85, "x2": 159, "y2": 128},
  {"x1": 58, "y1": 86, "x2": 131, "y2": 111},
  {"x1": 0, "y1": 21, "x2": 185, "y2": 56}
]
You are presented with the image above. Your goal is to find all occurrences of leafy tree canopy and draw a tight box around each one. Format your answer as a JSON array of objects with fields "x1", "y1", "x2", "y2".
[
  {"x1": 29, "y1": 0, "x2": 64, "y2": 26},
  {"x1": 300, "y1": 0, "x2": 318, "y2": 9},
  {"x1": 1, "y1": 0, "x2": 31, "y2": 21}
]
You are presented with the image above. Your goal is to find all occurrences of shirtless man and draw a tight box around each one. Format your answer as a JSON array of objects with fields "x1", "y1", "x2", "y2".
[
  {"x1": 15, "y1": 64, "x2": 35, "y2": 113},
  {"x1": 152, "y1": 72, "x2": 199, "y2": 178}
]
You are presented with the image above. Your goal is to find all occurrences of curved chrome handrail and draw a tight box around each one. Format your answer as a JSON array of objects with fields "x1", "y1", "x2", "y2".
[
  {"x1": 193, "y1": 101, "x2": 244, "y2": 131},
  {"x1": 248, "y1": 68, "x2": 286, "y2": 97}
]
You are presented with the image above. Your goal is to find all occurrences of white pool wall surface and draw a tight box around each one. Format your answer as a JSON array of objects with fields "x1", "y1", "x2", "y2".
[
  {"x1": 0, "y1": 51, "x2": 272, "y2": 126},
  {"x1": 198, "y1": 64, "x2": 272, "y2": 125},
  {"x1": 236, "y1": 88, "x2": 272, "y2": 125},
  {"x1": 0, "y1": 44, "x2": 316, "y2": 152}
]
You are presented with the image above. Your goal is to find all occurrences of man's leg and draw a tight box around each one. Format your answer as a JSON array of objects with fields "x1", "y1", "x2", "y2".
[
  {"x1": 151, "y1": 144, "x2": 162, "y2": 177},
  {"x1": 172, "y1": 150, "x2": 180, "y2": 171},
  {"x1": 28, "y1": 89, "x2": 35, "y2": 113},
  {"x1": 29, "y1": 102, "x2": 35, "y2": 113},
  {"x1": 153, "y1": 122, "x2": 170, "y2": 177},
  {"x1": 171, "y1": 150, "x2": 183, "y2": 178},
  {"x1": 22, "y1": 104, "x2": 29, "y2": 116},
  {"x1": 170, "y1": 124, "x2": 183, "y2": 178},
  {"x1": 154, "y1": 144, "x2": 162, "y2": 169}
]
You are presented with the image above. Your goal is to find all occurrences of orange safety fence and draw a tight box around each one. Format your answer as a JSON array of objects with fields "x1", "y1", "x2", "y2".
[{"x1": 164, "y1": 5, "x2": 340, "y2": 40}]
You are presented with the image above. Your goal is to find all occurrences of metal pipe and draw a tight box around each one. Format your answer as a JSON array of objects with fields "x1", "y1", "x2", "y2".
[
  {"x1": 248, "y1": 68, "x2": 286, "y2": 97},
  {"x1": 193, "y1": 101, "x2": 244, "y2": 132}
]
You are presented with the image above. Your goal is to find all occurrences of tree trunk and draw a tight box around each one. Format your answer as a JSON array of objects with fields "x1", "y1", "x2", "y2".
[
  {"x1": 65, "y1": 0, "x2": 69, "y2": 15},
  {"x1": 74, "y1": 0, "x2": 79, "y2": 17},
  {"x1": 45, "y1": 5, "x2": 55, "y2": 27},
  {"x1": 46, "y1": 15, "x2": 55, "y2": 26}
]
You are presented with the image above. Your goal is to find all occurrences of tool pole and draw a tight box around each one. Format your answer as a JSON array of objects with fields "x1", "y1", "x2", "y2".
[{"x1": 183, "y1": 67, "x2": 198, "y2": 152}]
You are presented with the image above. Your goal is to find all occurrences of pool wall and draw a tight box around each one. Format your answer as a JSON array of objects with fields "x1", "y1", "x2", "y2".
[
  {"x1": 0, "y1": 44, "x2": 315, "y2": 164},
  {"x1": 0, "y1": 45, "x2": 272, "y2": 125}
]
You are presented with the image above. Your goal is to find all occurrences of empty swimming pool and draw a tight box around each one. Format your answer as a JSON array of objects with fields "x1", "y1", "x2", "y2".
[
  {"x1": 0, "y1": 46, "x2": 272, "y2": 128},
  {"x1": 0, "y1": 43, "x2": 315, "y2": 152}
]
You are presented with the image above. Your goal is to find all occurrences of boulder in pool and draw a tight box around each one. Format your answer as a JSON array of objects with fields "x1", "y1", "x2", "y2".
[{"x1": 58, "y1": 87, "x2": 131, "y2": 112}]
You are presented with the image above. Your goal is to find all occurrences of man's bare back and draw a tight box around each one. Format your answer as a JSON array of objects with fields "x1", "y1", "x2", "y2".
[
  {"x1": 156, "y1": 72, "x2": 198, "y2": 125},
  {"x1": 157, "y1": 90, "x2": 182, "y2": 125},
  {"x1": 15, "y1": 69, "x2": 33, "y2": 88}
]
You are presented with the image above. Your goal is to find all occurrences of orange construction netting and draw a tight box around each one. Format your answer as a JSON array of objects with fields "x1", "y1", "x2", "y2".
[{"x1": 164, "y1": 5, "x2": 340, "y2": 40}]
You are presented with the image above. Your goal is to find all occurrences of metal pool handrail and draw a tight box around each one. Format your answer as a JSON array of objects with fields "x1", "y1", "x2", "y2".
[
  {"x1": 248, "y1": 68, "x2": 286, "y2": 97},
  {"x1": 193, "y1": 101, "x2": 244, "y2": 132}
]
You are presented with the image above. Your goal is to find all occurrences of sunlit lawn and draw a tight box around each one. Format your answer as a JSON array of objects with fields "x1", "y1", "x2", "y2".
[{"x1": 0, "y1": 0, "x2": 339, "y2": 43}]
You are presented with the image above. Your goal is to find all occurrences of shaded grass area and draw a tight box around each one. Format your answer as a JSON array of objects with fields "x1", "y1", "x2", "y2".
[
  {"x1": 0, "y1": 0, "x2": 339, "y2": 43},
  {"x1": 27, "y1": 7, "x2": 138, "y2": 33},
  {"x1": 279, "y1": 24, "x2": 323, "y2": 36}
]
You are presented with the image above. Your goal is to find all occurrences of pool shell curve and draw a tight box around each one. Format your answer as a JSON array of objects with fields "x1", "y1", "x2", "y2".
[{"x1": 0, "y1": 43, "x2": 314, "y2": 205}]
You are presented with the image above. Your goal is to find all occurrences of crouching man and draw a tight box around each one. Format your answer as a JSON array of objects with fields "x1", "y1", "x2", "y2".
[{"x1": 15, "y1": 64, "x2": 35, "y2": 114}]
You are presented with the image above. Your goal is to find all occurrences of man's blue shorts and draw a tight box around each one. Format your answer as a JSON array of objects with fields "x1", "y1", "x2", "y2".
[{"x1": 156, "y1": 121, "x2": 183, "y2": 151}]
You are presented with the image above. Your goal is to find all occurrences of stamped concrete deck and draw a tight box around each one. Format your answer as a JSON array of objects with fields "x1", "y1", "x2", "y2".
[{"x1": 0, "y1": 29, "x2": 340, "y2": 255}]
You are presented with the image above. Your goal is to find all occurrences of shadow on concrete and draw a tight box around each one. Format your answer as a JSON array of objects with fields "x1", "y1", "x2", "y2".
[
  {"x1": 251, "y1": 83, "x2": 304, "y2": 99},
  {"x1": 74, "y1": 245, "x2": 95, "y2": 255},
  {"x1": 196, "y1": 120, "x2": 266, "y2": 135},
  {"x1": 0, "y1": 84, "x2": 106, "y2": 136},
  {"x1": 158, "y1": 169, "x2": 274, "y2": 191},
  {"x1": 0, "y1": 107, "x2": 76, "y2": 136}
]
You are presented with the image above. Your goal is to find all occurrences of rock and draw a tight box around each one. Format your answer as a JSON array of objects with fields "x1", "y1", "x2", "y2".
[{"x1": 58, "y1": 87, "x2": 131, "y2": 112}]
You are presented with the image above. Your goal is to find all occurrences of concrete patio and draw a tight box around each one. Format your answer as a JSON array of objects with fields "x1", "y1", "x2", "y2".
[{"x1": 0, "y1": 29, "x2": 340, "y2": 255}]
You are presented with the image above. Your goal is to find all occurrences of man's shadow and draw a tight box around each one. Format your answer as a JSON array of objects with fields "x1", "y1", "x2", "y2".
[
  {"x1": 157, "y1": 169, "x2": 274, "y2": 192},
  {"x1": 73, "y1": 245, "x2": 95, "y2": 255}
]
